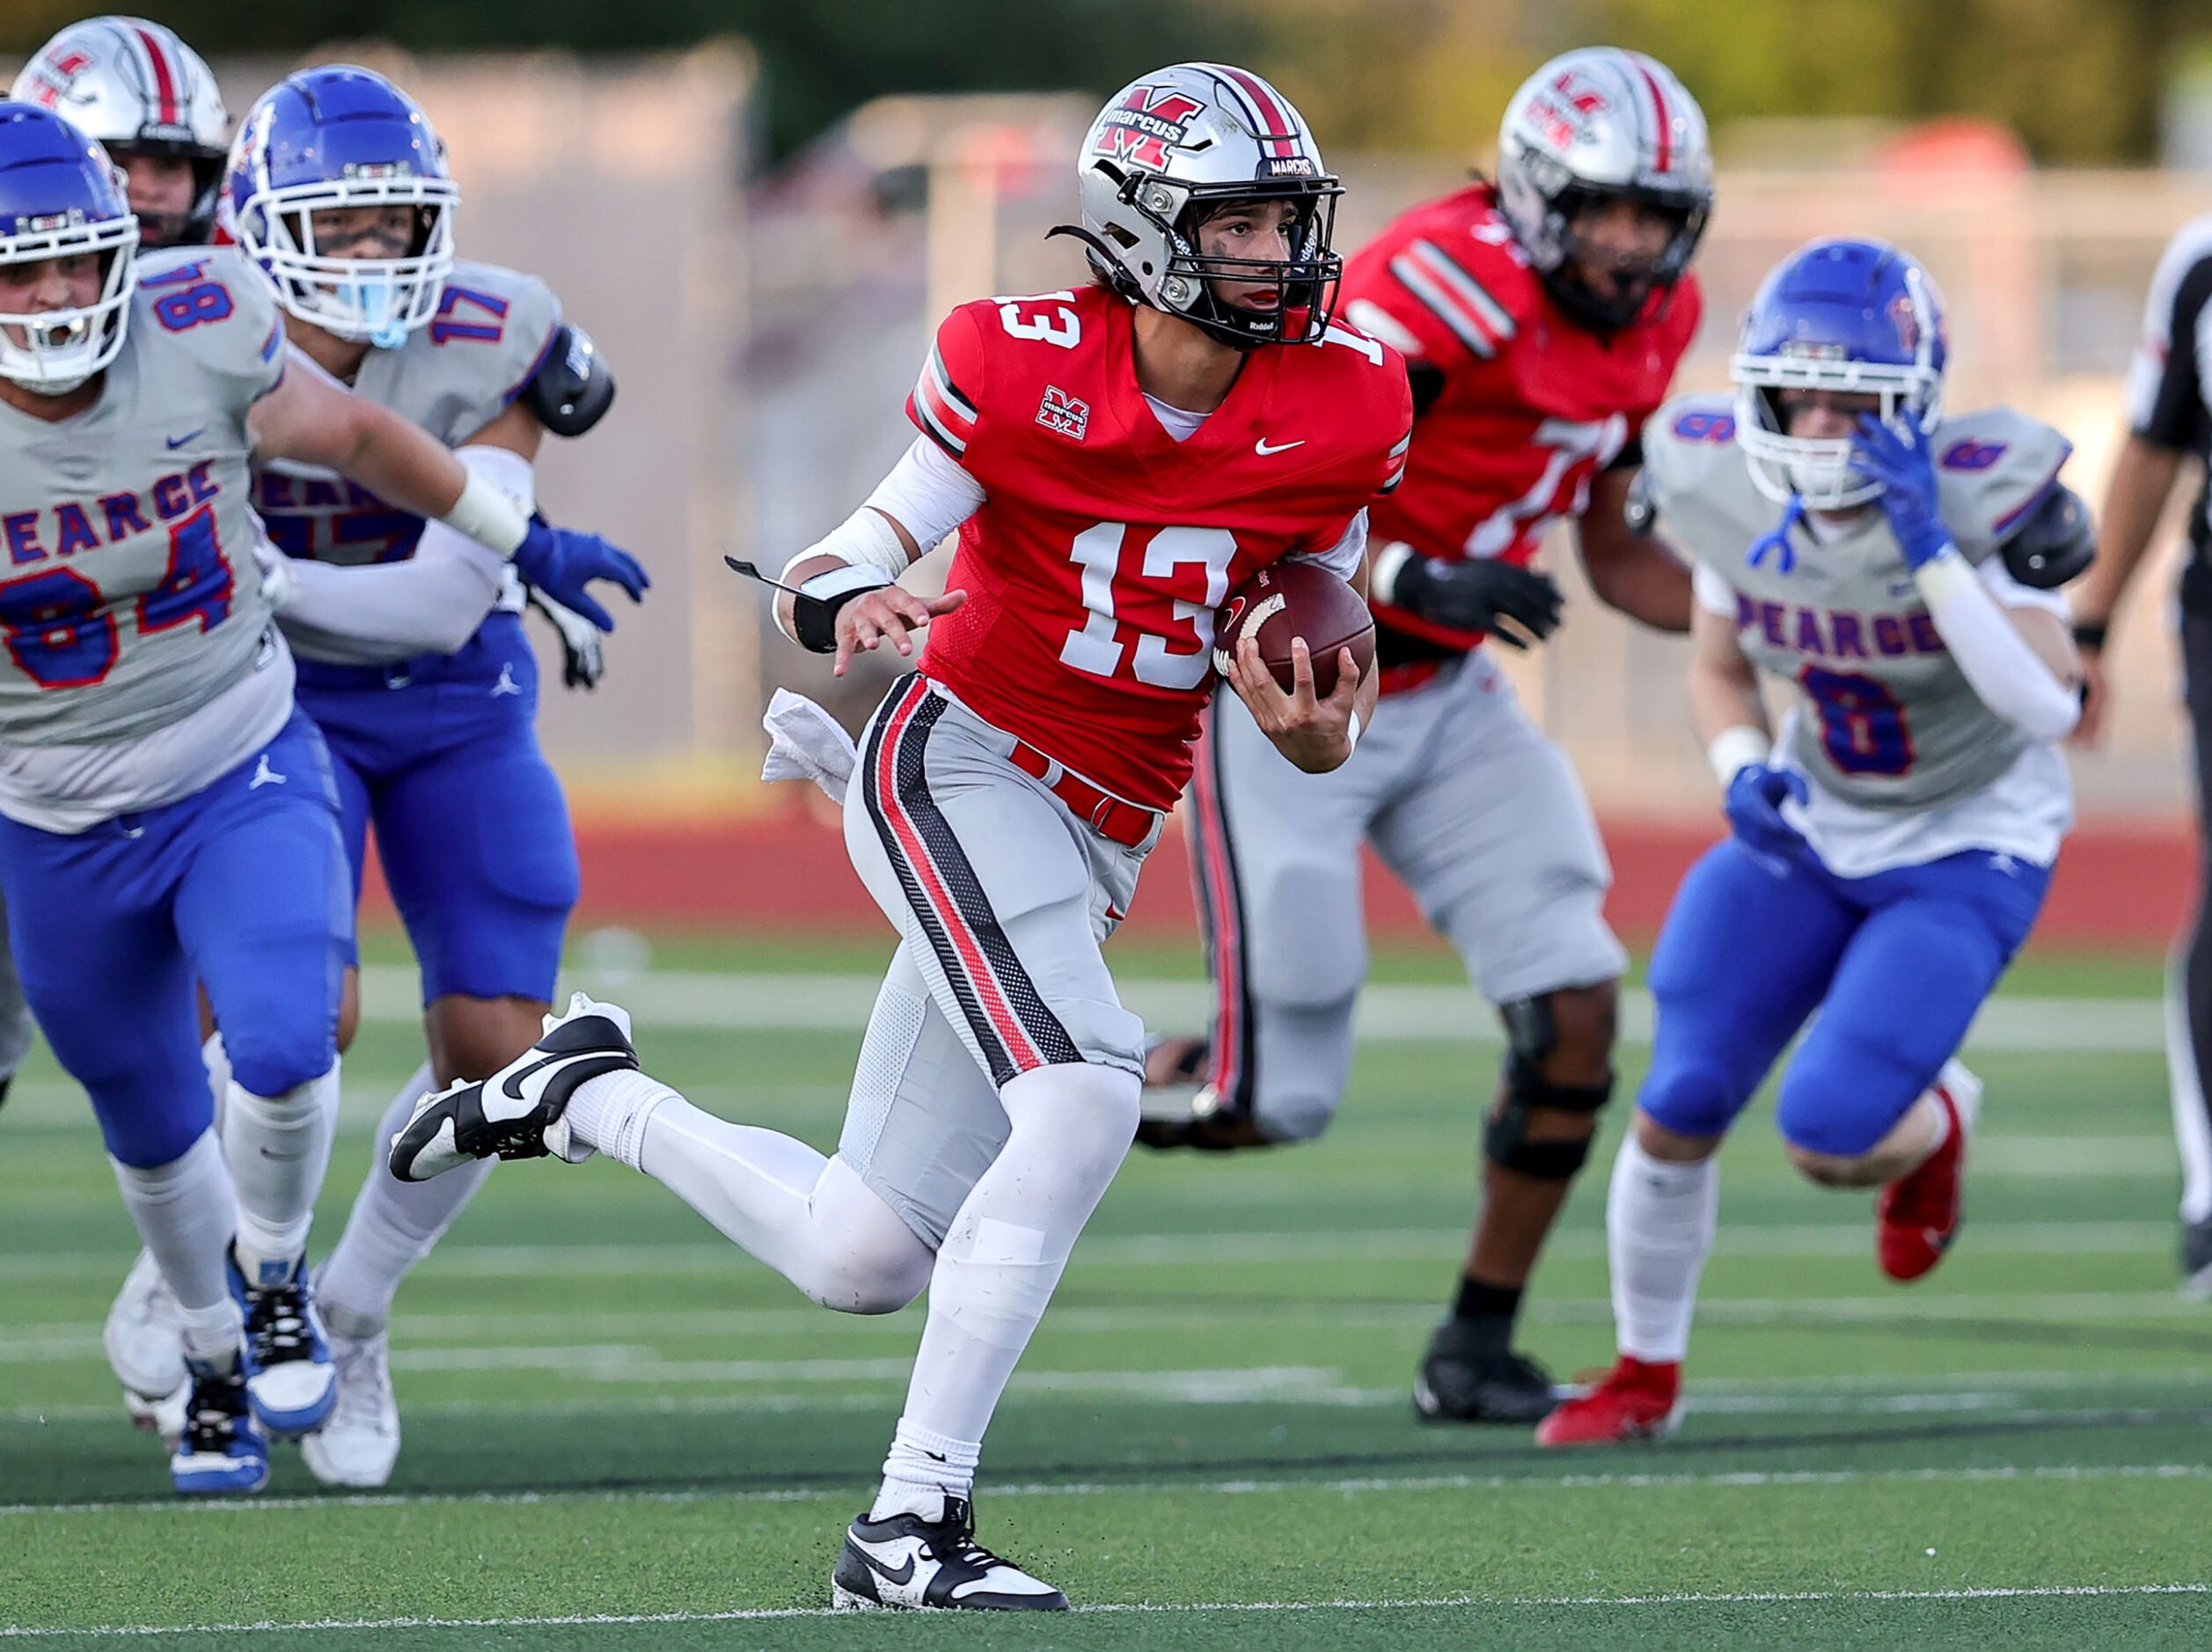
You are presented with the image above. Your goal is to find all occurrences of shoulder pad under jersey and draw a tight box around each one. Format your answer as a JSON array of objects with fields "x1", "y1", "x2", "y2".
[
  {"x1": 134, "y1": 245, "x2": 287, "y2": 401},
  {"x1": 1930, "y1": 406, "x2": 2074, "y2": 564}
]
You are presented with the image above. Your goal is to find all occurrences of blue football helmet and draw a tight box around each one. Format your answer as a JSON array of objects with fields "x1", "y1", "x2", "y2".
[
  {"x1": 0, "y1": 100, "x2": 138, "y2": 394},
  {"x1": 226, "y1": 66, "x2": 458, "y2": 348},
  {"x1": 1730, "y1": 237, "x2": 1947, "y2": 508}
]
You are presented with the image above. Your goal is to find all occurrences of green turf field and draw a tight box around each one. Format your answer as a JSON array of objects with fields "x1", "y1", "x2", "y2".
[{"x1": 3, "y1": 932, "x2": 2207, "y2": 1648}]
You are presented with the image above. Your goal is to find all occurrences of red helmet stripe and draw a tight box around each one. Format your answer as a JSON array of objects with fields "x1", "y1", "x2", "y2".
[
  {"x1": 1215, "y1": 65, "x2": 1298, "y2": 159},
  {"x1": 1635, "y1": 61, "x2": 1673, "y2": 173},
  {"x1": 133, "y1": 26, "x2": 180, "y2": 128}
]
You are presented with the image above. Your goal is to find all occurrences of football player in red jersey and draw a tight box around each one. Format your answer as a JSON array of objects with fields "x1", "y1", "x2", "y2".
[
  {"x1": 1139, "y1": 47, "x2": 1713, "y2": 1425},
  {"x1": 388, "y1": 63, "x2": 1410, "y2": 1611}
]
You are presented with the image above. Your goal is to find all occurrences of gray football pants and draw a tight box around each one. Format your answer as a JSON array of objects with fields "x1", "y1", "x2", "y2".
[{"x1": 1185, "y1": 650, "x2": 1626, "y2": 1142}]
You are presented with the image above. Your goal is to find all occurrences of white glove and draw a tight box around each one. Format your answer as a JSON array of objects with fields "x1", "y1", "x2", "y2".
[
  {"x1": 252, "y1": 540, "x2": 298, "y2": 611},
  {"x1": 527, "y1": 586, "x2": 607, "y2": 690}
]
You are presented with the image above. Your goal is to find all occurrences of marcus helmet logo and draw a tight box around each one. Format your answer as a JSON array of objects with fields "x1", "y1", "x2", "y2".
[
  {"x1": 1889, "y1": 292, "x2": 1922, "y2": 354},
  {"x1": 1036, "y1": 385, "x2": 1089, "y2": 441},
  {"x1": 1529, "y1": 72, "x2": 1608, "y2": 148},
  {"x1": 1095, "y1": 84, "x2": 1205, "y2": 170}
]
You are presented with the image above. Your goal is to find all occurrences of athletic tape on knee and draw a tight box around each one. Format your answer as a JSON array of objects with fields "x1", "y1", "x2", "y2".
[{"x1": 935, "y1": 1216, "x2": 1063, "y2": 1349}]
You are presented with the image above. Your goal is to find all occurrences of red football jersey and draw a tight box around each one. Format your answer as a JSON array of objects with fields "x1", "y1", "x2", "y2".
[
  {"x1": 906, "y1": 285, "x2": 1411, "y2": 811},
  {"x1": 1337, "y1": 182, "x2": 1700, "y2": 655}
]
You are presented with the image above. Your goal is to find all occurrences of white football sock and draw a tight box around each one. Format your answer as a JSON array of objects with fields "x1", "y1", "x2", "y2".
[
  {"x1": 873, "y1": 1062, "x2": 1138, "y2": 1518},
  {"x1": 110, "y1": 1129, "x2": 243, "y2": 1365},
  {"x1": 575, "y1": 1066, "x2": 934, "y2": 1314},
  {"x1": 872, "y1": 1418, "x2": 981, "y2": 1521},
  {"x1": 223, "y1": 1061, "x2": 341, "y2": 1283},
  {"x1": 201, "y1": 1032, "x2": 231, "y2": 1136},
  {"x1": 1608, "y1": 1129, "x2": 1719, "y2": 1365},
  {"x1": 319, "y1": 1063, "x2": 491, "y2": 1334}
]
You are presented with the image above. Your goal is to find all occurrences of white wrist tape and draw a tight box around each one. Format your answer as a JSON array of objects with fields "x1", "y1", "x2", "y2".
[
  {"x1": 1346, "y1": 711, "x2": 1364, "y2": 752},
  {"x1": 772, "y1": 563, "x2": 893, "y2": 647},
  {"x1": 780, "y1": 507, "x2": 912, "y2": 584},
  {"x1": 436, "y1": 468, "x2": 530, "y2": 558},
  {"x1": 1707, "y1": 725, "x2": 1771, "y2": 786},
  {"x1": 1370, "y1": 540, "x2": 1417, "y2": 609}
]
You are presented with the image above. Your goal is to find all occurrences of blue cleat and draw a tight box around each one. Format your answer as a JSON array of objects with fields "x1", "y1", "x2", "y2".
[
  {"x1": 170, "y1": 1357, "x2": 269, "y2": 1495},
  {"x1": 228, "y1": 1246, "x2": 336, "y2": 1437}
]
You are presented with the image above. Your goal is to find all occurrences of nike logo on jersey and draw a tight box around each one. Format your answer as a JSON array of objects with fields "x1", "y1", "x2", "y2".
[
  {"x1": 165, "y1": 428, "x2": 207, "y2": 450},
  {"x1": 857, "y1": 1549, "x2": 918, "y2": 1588},
  {"x1": 248, "y1": 756, "x2": 287, "y2": 790},
  {"x1": 1254, "y1": 437, "x2": 1306, "y2": 456}
]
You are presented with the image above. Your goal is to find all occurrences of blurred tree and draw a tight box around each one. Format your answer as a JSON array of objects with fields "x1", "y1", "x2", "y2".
[
  {"x1": 0, "y1": 1, "x2": 1256, "y2": 161},
  {"x1": 2, "y1": 0, "x2": 2201, "y2": 164},
  {"x1": 1248, "y1": 0, "x2": 2200, "y2": 164}
]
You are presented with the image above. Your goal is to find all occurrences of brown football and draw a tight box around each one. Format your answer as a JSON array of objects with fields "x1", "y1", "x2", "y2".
[{"x1": 1212, "y1": 560, "x2": 1375, "y2": 698}]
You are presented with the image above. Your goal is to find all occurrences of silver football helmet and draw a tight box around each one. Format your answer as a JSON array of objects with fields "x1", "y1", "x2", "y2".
[
  {"x1": 1066, "y1": 62, "x2": 1343, "y2": 347},
  {"x1": 10, "y1": 17, "x2": 228, "y2": 248},
  {"x1": 1495, "y1": 47, "x2": 1712, "y2": 332}
]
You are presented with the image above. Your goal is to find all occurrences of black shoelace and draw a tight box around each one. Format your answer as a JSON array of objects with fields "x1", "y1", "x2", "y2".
[
  {"x1": 184, "y1": 1373, "x2": 246, "y2": 1453},
  {"x1": 243, "y1": 1277, "x2": 313, "y2": 1365}
]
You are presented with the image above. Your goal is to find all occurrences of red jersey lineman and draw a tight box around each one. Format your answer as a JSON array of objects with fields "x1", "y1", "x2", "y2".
[
  {"x1": 387, "y1": 62, "x2": 1406, "y2": 1612},
  {"x1": 1140, "y1": 48, "x2": 1713, "y2": 1430}
]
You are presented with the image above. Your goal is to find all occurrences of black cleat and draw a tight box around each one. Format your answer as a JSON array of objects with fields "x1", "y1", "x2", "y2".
[
  {"x1": 831, "y1": 1497, "x2": 1067, "y2": 1612},
  {"x1": 388, "y1": 993, "x2": 638, "y2": 1181},
  {"x1": 1412, "y1": 1318, "x2": 1568, "y2": 1423},
  {"x1": 2182, "y1": 1215, "x2": 2212, "y2": 1302}
]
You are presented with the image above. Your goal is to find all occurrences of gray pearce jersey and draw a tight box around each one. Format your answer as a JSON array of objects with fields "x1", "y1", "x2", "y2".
[
  {"x1": 252, "y1": 259, "x2": 558, "y2": 585},
  {"x1": 0, "y1": 245, "x2": 285, "y2": 745},
  {"x1": 1644, "y1": 395, "x2": 2071, "y2": 810}
]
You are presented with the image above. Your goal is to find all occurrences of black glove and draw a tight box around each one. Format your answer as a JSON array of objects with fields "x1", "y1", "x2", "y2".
[{"x1": 1388, "y1": 553, "x2": 1564, "y2": 649}]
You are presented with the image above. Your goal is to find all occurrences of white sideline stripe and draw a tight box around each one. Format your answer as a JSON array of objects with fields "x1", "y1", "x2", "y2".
[
  {"x1": 9, "y1": 1288, "x2": 2201, "y2": 1362},
  {"x1": 4, "y1": 1585, "x2": 2208, "y2": 1637},
  {"x1": 0, "y1": 1217, "x2": 2179, "y2": 1284},
  {"x1": 11, "y1": 1366, "x2": 2198, "y2": 1426},
  {"x1": 350, "y1": 966, "x2": 2168, "y2": 1050},
  {"x1": 8, "y1": 1461, "x2": 2208, "y2": 1522}
]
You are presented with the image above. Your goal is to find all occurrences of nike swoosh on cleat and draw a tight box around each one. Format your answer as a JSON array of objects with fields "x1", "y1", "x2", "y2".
[
  {"x1": 858, "y1": 1550, "x2": 917, "y2": 1587},
  {"x1": 499, "y1": 1045, "x2": 619, "y2": 1101}
]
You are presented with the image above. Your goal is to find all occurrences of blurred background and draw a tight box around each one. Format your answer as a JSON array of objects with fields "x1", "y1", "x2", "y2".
[{"x1": 5, "y1": 0, "x2": 2208, "y2": 948}]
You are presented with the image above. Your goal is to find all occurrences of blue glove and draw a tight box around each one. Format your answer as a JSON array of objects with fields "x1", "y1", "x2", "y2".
[
  {"x1": 1850, "y1": 414, "x2": 1952, "y2": 571},
  {"x1": 509, "y1": 521, "x2": 649, "y2": 632},
  {"x1": 1723, "y1": 762, "x2": 1811, "y2": 864}
]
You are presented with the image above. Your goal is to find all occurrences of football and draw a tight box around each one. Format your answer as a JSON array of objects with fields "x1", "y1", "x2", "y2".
[{"x1": 1212, "y1": 560, "x2": 1376, "y2": 698}]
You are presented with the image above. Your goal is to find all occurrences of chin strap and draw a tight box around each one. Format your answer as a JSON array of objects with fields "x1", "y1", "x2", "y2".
[{"x1": 1747, "y1": 493, "x2": 1805, "y2": 576}]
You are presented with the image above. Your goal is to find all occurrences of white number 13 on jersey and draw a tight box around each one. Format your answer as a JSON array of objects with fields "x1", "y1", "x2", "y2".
[{"x1": 1059, "y1": 523, "x2": 1238, "y2": 690}]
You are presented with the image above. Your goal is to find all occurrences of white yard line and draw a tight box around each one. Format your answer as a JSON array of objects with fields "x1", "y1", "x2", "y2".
[
  {"x1": 8, "y1": 1460, "x2": 2208, "y2": 1523},
  {"x1": 0, "y1": 1217, "x2": 2181, "y2": 1285},
  {"x1": 337, "y1": 966, "x2": 2171, "y2": 1050},
  {"x1": 2, "y1": 1583, "x2": 2207, "y2": 1637}
]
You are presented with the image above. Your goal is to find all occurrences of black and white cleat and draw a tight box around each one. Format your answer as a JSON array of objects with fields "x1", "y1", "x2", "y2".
[
  {"x1": 831, "y1": 1498, "x2": 1068, "y2": 1612},
  {"x1": 387, "y1": 992, "x2": 639, "y2": 1181}
]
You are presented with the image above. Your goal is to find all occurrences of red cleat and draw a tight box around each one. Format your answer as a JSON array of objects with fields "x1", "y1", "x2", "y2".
[
  {"x1": 1534, "y1": 1356, "x2": 1682, "y2": 1447},
  {"x1": 1876, "y1": 1062, "x2": 1981, "y2": 1283}
]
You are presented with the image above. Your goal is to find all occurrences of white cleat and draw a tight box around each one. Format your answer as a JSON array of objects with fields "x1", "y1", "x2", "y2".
[
  {"x1": 106, "y1": 1248, "x2": 187, "y2": 1438},
  {"x1": 387, "y1": 992, "x2": 638, "y2": 1181},
  {"x1": 830, "y1": 1497, "x2": 1068, "y2": 1612},
  {"x1": 302, "y1": 1325, "x2": 400, "y2": 1488},
  {"x1": 125, "y1": 1378, "x2": 190, "y2": 1450}
]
